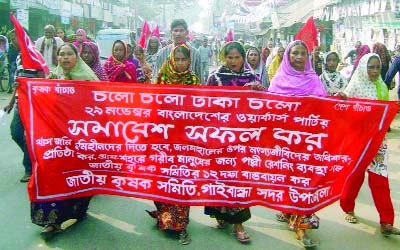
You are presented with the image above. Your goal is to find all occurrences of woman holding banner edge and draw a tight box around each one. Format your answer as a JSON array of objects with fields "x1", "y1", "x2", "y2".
[
  {"x1": 339, "y1": 53, "x2": 400, "y2": 236},
  {"x1": 146, "y1": 43, "x2": 200, "y2": 245},
  {"x1": 268, "y1": 40, "x2": 327, "y2": 248},
  {"x1": 31, "y1": 43, "x2": 98, "y2": 240},
  {"x1": 205, "y1": 41, "x2": 263, "y2": 244}
]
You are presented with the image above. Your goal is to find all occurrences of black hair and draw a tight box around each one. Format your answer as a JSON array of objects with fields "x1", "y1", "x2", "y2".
[
  {"x1": 56, "y1": 27, "x2": 66, "y2": 33},
  {"x1": 224, "y1": 41, "x2": 246, "y2": 59},
  {"x1": 290, "y1": 40, "x2": 308, "y2": 51},
  {"x1": 57, "y1": 43, "x2": 78, "y2": 56},
  {"x1": 174, "y1": 46, "x2": 190, "y2": 59},
  {"x1": 170, "y1": 19, "x2": 188, "y2": 31},
  {"x1": 326, "y1": 52, "x2": 340, "y2": 62},
  {"x1": 134, "y1": 46, "x2": 144, "y2": 54}
]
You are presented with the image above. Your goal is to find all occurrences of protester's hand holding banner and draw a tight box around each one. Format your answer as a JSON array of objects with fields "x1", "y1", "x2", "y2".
[{"x1": 17, "y1": 78, "x2": 397, "y2": 215}]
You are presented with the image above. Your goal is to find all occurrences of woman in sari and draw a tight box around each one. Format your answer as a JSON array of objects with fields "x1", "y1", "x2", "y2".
[
  {"x1": 340, "y1": 53, "x2": 400, "y2": 236},
  {"x1": 268, "y1": 46, "x2": 285, "y2": 81},
  {"x1": 80, "y1": 41, "x2": 108, "y2": 81},
  {"x1": 268, "y1": 40, "x2": 326, "y2": 248},
  {"x1": 56, "y1": 27, "x2": 69, "y2": 43},
  {"x1": 319, "y1": 51, "x2": 348, "y2": 95},
  {"x1": 146, "y1": 44, "x2": 199, "y2": 245},
  {"x1": 103, "y1": 40, "x2": 137, "y2": 82},
  {"x1": 72, "y1": 28, "x2": 88, "y2": 54},
  {"x1": 372, "y1": 43, "x2": 391, "y2": 81},
  {"x1": 146, "y1": 36, "x2": 161, "y2": 70},
  {"x1": 350, "y1": 44, "x2": 370, "y2": 80},
  {"x1": 32, "y1": 43, "x2": 98, "y2": 240},
  {"x1": 206, "y1": 41, "x2": 262, "y2": 244},
  {"x1": 246, "y1": 46, "x2": 268, "y2": 88},
  {"x1": 261, "y1": 47, "x2": 270, "y2": 64},
  {"x1": 127, "y1": 44, "x2": 145, "y2": 82},
  {"x1": 134, "y1": 46, "x2": 152, "y2": 83}
]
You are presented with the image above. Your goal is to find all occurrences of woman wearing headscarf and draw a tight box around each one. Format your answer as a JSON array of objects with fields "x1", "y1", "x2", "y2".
[
  {"x1": 72, "y1": 28, "x2": 88, "y2": 54},
  {"x1": 268, "y1": 46, "x2": 285, "y2": 82},
  {"x1": 339, "y1": 53, "x2": 400, "y2": 236},
  {"x1": 372, "y1": 43, "x2": 391, "y2": 81},
  {"x1": 246, "y1": 46, "x2": 269, "y2": 88},
  {"x1": 127, "y1": 44, "x2": 145, "y2": 82},
  {"x1": 80, "y1": 41, "x2": 108, "y2": 81},
  {"x1": 103, "y1": 40, "x2": 137, "y2": 82},
  {"x1": 261, "y1": 46, "x2": 270, "y2": 64},
  {"x1": 350, "y1": 44, "x2": 370, "y2": 79},
  {"x1": 206, "y1": 41, "x2": 262, "y2": 244},
  {"x1": 146, "y1": 44, "x2": 199, "y2": 245},
  {"x1": 56, "y1": 27, "x2": 69, "y2": 43},
  {"x1": 268, "y1": 40, "x2": 326, "y2": 248},
  {"x1": 146, "y1": 36, "x2": 161, "y2": 70},
  {"x1": 320, "y1": 51, "x2": 348, "y2": 95},
  {"x1": 32, "y1": 43, "x2": 98, "y2": 240}
]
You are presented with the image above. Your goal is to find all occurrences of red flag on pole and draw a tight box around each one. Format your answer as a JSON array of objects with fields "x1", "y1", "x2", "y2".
[
  {"x1": 294, "y1": 16, "x2": 318, "y2": 52},
  {"x1": 226, "y1": 29, "x2": 234, "y2": 42},
  {"x1": 138, "y1": 21, "x2": 150, "y2": 48},
  {"x1": 10, "y1": 12, "x2": 50, "y2": 75},
  {"x1": 151, "y1": 25, "x2": 160, "y2": 39}
]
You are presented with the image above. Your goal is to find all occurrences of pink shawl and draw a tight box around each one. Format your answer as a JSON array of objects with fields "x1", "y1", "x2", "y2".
[{"x1": 268, "y1": 40, "x2": 327, "y2": 96}]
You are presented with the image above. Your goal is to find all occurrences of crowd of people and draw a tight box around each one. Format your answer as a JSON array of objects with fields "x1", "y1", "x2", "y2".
[{"x1": 1, "y1": 17, "x2": 400, "y2": 248}]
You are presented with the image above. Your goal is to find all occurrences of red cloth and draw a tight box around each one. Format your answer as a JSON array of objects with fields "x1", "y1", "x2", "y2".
[
  {"x1": 226, "y1": 29, "x2": 234, "y2": 42},
  {"x1": 151, "y1": 25, "x2": 160, "y2": 39},
  {"x1": 103, "y1": 57, "x2": 137, "y2": 82},
  {"x1": 138, "y1": 21, "x2": 150, "y2": 48},
  {"x1": 340, "y1": 170, "x2": 394, "y2": 224},
  {"x1": 295, "y1": 16, "x2": 318, "y2": 52},
  {"x1": 10, "y1": 12, "x2": 49, "y2": 74}
]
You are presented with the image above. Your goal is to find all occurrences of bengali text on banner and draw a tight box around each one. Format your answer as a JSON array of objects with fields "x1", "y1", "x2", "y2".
[{"x1": 17, "y1": 78, "x2": 397, "y2": 215}]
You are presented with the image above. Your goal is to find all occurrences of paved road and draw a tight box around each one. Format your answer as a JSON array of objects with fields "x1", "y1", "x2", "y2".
[{"x1": 0, "y1": 90, "x2": 399, "y2": 250}]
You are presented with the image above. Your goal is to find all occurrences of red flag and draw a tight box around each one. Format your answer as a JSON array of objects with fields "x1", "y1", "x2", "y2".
[
  {"x1": 226, "y1": 29, "x2": 234, "y2": 42},
  {"x1": 295, "y1": 16, "x2": 318, "y2": 52},
  {"x1": 138, "y1": 21, "x2": 150, "y2": 48},
  {"x1": 151, "y1": 25, "x2": 160, "y2": 39},
  {"x1": 10, "y1": 12, "x2": 50, "y2": 75}
]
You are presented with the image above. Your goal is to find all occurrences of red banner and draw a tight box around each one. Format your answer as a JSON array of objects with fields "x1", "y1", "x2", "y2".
[
  {"x1": 10, "y1": 13, "x2": 50, "y2": 75},
  {"x1": 295, "y1": 16, "x2": 318, "y2": 52},
  {"x1": 17, "y1": 78, "x2": 397, "y2": 215}
]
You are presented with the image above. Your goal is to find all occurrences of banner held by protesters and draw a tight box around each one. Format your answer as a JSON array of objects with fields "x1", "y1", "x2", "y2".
[{"x1": 17, "y1": 78, "x2": 397, "y2": 215}]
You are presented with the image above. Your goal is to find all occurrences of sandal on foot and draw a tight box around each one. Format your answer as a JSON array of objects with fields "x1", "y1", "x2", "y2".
[
  {"x1": 275, "y1": 213, "x2": 290, "y2": 223},
  {"x1": 296, "y1": 237, "x2": 317, "y2": 248},
  {"x1": 381, "y1": 223, "x2": 400, "y2": 236},
  {"x1": 235, "y1": 231, "x2": 251, "y2": 243},
  {"x1": 216, "y1": 219, "x2": 227, "y2": 229},
  {"x1": 345, "y1": 212, "x2": 358, "y2": 224},
  {"x1": 40, "y1": 224, "x2": 61, "y2": 240},
  {"x1": 178, "y1": 230, "x2": 191, "y2": 245},
  {"x1": 145, "y1": 210, "x2": 158, "y2": 219}
]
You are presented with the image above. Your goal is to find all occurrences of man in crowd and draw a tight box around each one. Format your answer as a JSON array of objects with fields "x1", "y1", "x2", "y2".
[
  {"x1": 344, "y1": 41, "x2": 361, "y2": 65},
  {"x1": 35, "y1": 25, "x2": 64, "y2": 71},
  {"x1": 3, "y1": 29, "x2": 45, "y2": 182},
  {"x1": 152, "y1": 19, "x2": 201, "y2": 83},
  {"x1": 198, "y1": 38, "x2": 212, "y2": 83}
]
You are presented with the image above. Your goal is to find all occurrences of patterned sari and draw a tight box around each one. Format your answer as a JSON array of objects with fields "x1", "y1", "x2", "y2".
[
  {"x1": 32, "y1": 48, "x2": 97, "y2": 226},
  {"x1": 151, "y1": 44, "x2": 199, "y2": 231}
]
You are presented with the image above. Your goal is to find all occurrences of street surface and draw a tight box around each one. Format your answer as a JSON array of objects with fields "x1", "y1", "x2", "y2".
[{"x1": 0, "y1": 89, "x2": 399, "y2": 250}]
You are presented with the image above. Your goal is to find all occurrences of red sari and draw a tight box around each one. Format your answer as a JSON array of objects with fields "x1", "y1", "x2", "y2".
[{"x1": 103, "y1": 56, "x2": 137, "y2": 82}]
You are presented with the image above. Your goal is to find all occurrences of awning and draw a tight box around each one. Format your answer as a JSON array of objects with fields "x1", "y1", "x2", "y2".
[{"x1": 272, "y1": 0, "x2": 334, "y2": 29}]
